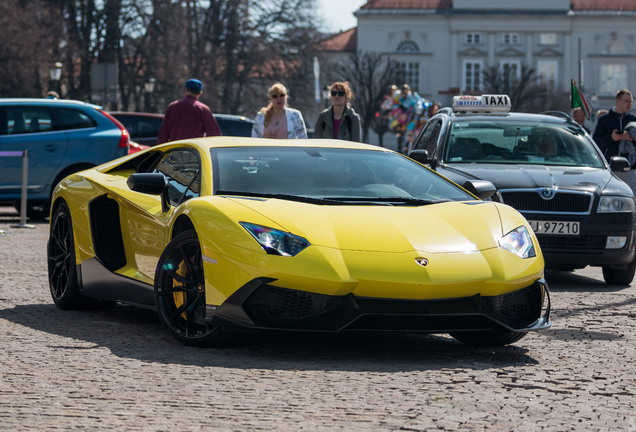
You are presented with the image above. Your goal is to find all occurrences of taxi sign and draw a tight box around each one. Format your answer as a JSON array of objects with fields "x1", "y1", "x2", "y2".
[{"x1": 452, "y1": 94, "x2": 511, "y2": 113}]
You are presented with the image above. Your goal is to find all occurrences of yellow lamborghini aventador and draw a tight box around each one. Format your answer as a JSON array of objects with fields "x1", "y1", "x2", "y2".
[{"x1": 47, "y1": 137, "x2": 550, "y2": 347}]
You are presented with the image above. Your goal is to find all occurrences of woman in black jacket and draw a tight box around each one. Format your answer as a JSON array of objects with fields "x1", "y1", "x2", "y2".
[{"x1": 314, "y1": 81, "x2": 362, "y2": 142}]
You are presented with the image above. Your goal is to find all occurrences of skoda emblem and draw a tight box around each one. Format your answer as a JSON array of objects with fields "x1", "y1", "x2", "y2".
[
  {"x1": 415, "y1": 257, "x2": 429, "y2": 267},
  {"x1": 540, "y1": 188, "x2": 556, "y2": 200}
]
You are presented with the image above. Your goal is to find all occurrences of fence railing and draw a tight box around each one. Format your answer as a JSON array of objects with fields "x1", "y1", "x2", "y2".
[{"x1": 0, "y1": 150, "x2": 35, "y2": 228}]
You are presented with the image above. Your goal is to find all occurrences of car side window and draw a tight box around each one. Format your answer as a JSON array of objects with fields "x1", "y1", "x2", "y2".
[
  {"x1": 154, "y1": 149, "x2": 201, "y2": 205},
  {"x1": 56, "y1": 108, "x2": 97, "y2": 130},
  {"x1": 3, "y1": 106, "x2": 54, "y2": 135},
  {"x1": 414, "y1": 119, "x2": 441, "y2": 158}
]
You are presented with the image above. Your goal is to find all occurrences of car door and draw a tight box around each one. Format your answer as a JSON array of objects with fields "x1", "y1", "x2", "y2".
[
  {"x1": 0, "y1": 105, "x2": 68, "y2": 198},
  {"x1": 413, "y1": 118, "x2": 443, "y2": 166},
  {"x1": 118, "y1": 148, "x2": 202, "y2": 280}
]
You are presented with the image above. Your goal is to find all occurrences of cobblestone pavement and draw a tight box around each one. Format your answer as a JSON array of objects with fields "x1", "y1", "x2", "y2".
[{"x1": 1, "y1": 210, "x2": 635, "y2": 431}]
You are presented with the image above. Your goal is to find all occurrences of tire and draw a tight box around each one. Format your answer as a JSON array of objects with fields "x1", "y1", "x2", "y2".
[
  {"x1": 602, "y1": 257, "x2": 636, "y2": 285},
  {"x1": 47, "y1": 202, "x2": 83, "y2": 309},
  {"x1": 154, "y1": 230, "x2": 227, "y2": 347},
  {"x1": 13, "y1": 203, "x2": 49, "y2": 221},
  {"x1": 449, "y1": 330, "x2": 527, "y2": 346}
]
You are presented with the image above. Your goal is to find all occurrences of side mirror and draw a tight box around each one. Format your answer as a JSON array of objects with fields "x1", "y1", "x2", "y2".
[
  {"x1": 408, "y1": 149, "x2": 430, "y2": 164},
  {"x1": 127, "y1": 173, "x2": 170, "y2": 212},
  {"x1": 463, "y1": 179, "x2": 497, "y2": 200},
  {"x1": 610, "y1": 156, "x2": 631, "y2": 173}
]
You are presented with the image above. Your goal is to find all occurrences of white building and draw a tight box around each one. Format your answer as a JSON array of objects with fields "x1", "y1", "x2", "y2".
[{"x1": 324, "y1": 0, "x2": 636, "y2": 111}]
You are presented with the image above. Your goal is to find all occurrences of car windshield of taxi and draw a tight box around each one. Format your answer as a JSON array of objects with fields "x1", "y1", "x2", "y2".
[{"x1": 445, "y1": 119, "x2": 605, "y2": 168}]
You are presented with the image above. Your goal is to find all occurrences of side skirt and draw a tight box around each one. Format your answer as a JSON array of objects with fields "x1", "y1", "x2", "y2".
[{"x1": 79, "y1": 258, "x2": 155, "y2": 309}]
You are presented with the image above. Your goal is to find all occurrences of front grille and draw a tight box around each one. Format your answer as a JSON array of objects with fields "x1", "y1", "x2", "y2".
[
  {"x1": 499, "y1": 189, "x2": 592, "y2": 214},
  {"x1": 536, "y1": 235, "x2": 606, "y2": 252},
  {"x1": 244, "y1": 285, "x2": 345, "y2": 324},
  {"x1": 481, "y1": 284, "x2": 543, "y2": 328}
]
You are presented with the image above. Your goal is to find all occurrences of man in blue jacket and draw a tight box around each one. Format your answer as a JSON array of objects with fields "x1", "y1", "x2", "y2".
[{"x1": 593, "y1": 89, "x2": 636, "y2": 159}]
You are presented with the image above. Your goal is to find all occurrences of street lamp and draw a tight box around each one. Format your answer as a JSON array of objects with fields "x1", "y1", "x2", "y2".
[
  {"x1": 144, "y1": 77, "x2": 156, "y2": 112},
  {"x1": 49, "y1": 62, "x2": 63, "y2": 96},
  {"x1": 322, "y1": 85, "x2": 330, "y2": 108}
]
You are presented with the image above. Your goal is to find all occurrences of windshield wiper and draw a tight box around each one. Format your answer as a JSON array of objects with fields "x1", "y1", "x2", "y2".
[
  {"x1": 323, "y1": 197, "x2": 450, "y2": 206},
  {"x1": 215, "y1": 190, "x2": 347, "y2": 205}
]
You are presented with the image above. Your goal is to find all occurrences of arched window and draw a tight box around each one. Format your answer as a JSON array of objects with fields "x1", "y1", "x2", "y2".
[{"x1": 396, "y1": 40, "x2": 420, "y2": 53}]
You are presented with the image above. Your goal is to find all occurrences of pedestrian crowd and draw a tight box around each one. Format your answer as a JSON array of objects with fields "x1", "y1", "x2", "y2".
[
  {"x1": 113, "y1": 78, "x2": 636, "y2": 167},
  {"x1": 154, "y1": 78, "x2": 363, "y2": 144}
]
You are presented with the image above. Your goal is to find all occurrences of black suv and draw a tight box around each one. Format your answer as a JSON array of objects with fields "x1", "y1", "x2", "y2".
[{"x1": 410, "y1": 94, "x2": 636, "y2": 285}]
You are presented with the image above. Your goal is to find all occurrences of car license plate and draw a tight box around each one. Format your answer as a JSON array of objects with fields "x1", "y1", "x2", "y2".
[{"x1": 528, "y1": 220, "x2": 580, "y2": 235}]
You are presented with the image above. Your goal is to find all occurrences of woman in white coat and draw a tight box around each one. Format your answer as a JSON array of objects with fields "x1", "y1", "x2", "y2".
[{"x1": 251, "y1": 82, "x2": 307, "y2": 139}]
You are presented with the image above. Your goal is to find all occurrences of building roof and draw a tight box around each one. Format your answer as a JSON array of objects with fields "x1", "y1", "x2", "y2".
[
  {"x1": 573, "y1": 0, "x2": 636, "y2": 10},
  {"x1": 359, "y1": 0, "x2": 636, "y2": 10},
  {"x1": 315, "y1": 28, "x2": 357, "y2": 52},
  {"x1": 360, "y1": 0, "x2": 450, "y2": 9}
]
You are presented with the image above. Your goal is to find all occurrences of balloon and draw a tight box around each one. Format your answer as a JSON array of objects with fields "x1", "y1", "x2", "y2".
[{"x1": 381, "y1": 84, "x2": 434, "y2": 134}]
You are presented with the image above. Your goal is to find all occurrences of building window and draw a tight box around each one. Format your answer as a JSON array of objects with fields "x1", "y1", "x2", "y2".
[
  {"x1": 601, "y1": 39, "x2": 627, "y2": 55},
  {"x1": 501, "y1": 61, "x2": 520, "y2": 82},
  {"x1": 465, "y1": 33, "x2": 481, "y2": 44},
  {"x1": 537, "y1": 61, "x2": 558, "y2": 89},
  {"x1": 463, "y1": 60, "x2": 482, "y2": 92},
  {"x1": 503, "y1": 33, "x2": 519, "y2": 45},
  {"x1": 398, "y1": 62, "x2": 420, "y2": 92},
  {"x1": 600, "y1": 64, "x2": 628, "y2": 95},
  {"x1": 396, "y1": 40, "x2": 420, "y2": 53},
  {"x1": 540, "y1": 33, "x2": 557, "y2": 46}
]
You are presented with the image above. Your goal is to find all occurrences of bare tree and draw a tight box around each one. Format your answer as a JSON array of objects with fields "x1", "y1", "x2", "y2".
[
  {"x1": 0, "y1": 0, "x2": 61, "y2": 97},
  {"x1": 482, "y1": 64, "x2": 569, "y2": 113},
  {"x1": 336, "y1": 51, "x2": 400, "y2": 143}
]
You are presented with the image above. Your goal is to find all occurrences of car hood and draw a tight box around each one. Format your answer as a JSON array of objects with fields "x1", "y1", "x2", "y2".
[
  {"x1": 222, "y1": 198, "x2": 524, "y2": 253},
  {"x1": 441, "y1": 163, "x2": 630, "y2": 195}
]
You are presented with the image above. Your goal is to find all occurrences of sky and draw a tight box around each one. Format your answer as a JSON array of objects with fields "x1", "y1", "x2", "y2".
[{"x1": 316, "y1": 0, "x2": 366, "y2": 33}]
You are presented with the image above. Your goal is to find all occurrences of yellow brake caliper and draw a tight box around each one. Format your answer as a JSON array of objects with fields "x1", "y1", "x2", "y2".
[{"x1": 173, "y1": 260, "x2": 188, "y2": 319}]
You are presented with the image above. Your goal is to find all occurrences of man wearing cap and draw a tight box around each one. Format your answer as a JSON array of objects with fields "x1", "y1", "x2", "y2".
[{"x1": 158, "y1": 79, "x2": 221, "y2": 144}]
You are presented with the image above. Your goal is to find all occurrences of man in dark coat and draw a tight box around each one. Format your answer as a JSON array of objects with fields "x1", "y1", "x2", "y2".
[
  {"x1": 158, "y1": 79, "x2": 221, "y2": 144},
  {"x1": 592, "y1": 89, "x2": 636, "y2": 159}
]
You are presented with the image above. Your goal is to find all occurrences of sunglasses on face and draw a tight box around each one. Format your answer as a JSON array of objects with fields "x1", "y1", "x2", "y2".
[
  {"x1": 270, "y1": 93, "x2": 286, "y2": 99},
  {"x1": 331, "y1": 91, "x2": 346, "y2": 97}
]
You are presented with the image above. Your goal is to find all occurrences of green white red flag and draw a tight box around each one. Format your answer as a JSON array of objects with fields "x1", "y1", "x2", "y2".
[{"x1": 571, "y1": 79, "x2": 592, "y2": 120}]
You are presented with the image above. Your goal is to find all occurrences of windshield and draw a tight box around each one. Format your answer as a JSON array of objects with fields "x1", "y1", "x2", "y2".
[
  {"x1": 211, "y1": 146, "x2": 476, "y2": 203},
  {"x1": 445, "y1": 120, "x2": 605, "y2": 168}
]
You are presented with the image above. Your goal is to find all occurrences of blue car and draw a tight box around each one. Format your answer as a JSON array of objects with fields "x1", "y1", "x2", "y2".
[{"x1": 0, "y1": 99, "x2": 130, "y2": 218}]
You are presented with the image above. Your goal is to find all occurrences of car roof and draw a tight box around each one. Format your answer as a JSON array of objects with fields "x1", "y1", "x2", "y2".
[
  {"x1": 108, "y1": 111, "x2": 254, "y2": 122},
  {"x1": 213, "y1": 113, "x2": 254, "y2": 122},
  {"x1": 97, "y1": 137, "x2": 393, "y2": 173},
  {"x1": 109, "y1": 111, "x2": 163, "y2": 118},
  {"x1": 168, "y1": 137, "x2": 385, "y2": 151},
  {"x1": 438, "y1": 110, "x2": 573, "y2": 125},
  {"x1": 0, "y1": 98, "x2": 103, "y2": 110}
]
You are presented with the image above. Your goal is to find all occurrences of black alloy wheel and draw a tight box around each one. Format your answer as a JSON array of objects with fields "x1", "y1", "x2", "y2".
[
  {"x1": 154, "y1": 230, "x2": 226, "y2": 346},
  {"x1": 47, "y1": 201, "x2": 82, "y2": 309},
  {"x1": 602, "y1": 256, "x2": 636, "y2": 286}
]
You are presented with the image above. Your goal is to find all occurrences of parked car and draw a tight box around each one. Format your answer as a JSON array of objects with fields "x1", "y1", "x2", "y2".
[
  {"x1": 409, "y1": 94, "x2": 636, "y2": 285},
  {"x1": 0, "y1": 98, "x2": 130, "y2": 218},
  {"x1": 47, "y1": 137, "x2": 550, "y2": 347},
  {"x1": 109, "y1": 112, "x2": 255, "y2": 148}
]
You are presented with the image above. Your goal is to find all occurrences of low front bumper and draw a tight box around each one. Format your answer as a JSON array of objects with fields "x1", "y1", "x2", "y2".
[{"x1": 212, "y1": 278, "x2": 551, "y2": 334}]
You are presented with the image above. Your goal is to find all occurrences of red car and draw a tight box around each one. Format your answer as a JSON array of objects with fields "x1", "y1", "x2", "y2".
[{"x1": 109, "y1": 112, "x2": 255, "y2": 153}]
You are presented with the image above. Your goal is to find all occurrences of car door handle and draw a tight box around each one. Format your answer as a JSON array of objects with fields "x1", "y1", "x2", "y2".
[{"x1": 44, "y1": 144, "x2": 58, "y2": 152}]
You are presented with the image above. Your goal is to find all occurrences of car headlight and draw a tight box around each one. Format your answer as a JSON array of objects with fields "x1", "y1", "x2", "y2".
[
  {"x1": 499, "y1": 226, "x2": 536, "y2": 259},
  {"x1": 597, "y1": 196, "x2": 635, "y2": 213},
  {"x1": 240, "y1": 222, "x2": 310, "y2": 257}
]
